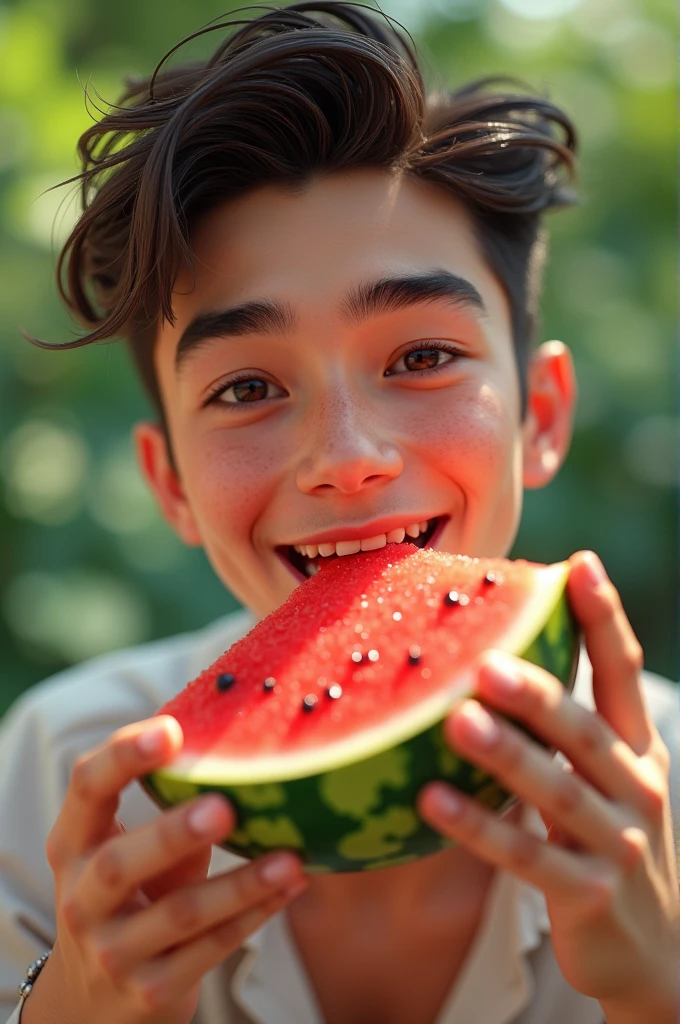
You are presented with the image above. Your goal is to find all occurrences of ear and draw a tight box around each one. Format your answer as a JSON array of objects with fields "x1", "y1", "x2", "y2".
[
  {"x1": 522, "y1": 341, "x2": 577, "y2": 490},
  {"x1": 133, "y1": 422, "x2": 202, "y2": 546}
]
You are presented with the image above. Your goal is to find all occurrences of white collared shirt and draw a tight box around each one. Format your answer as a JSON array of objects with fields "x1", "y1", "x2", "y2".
[{"x1": 1, "y1": 608, "x2": 678, "y2": 1024}]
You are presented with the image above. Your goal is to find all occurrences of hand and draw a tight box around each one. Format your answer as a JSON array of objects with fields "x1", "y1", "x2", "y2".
[
  {"x1": 42, "y1": 716, "x2": 308, "y2": 1024},
  {"x1": 417, "y1": 550, "x2": 680, "y2": 1020}
]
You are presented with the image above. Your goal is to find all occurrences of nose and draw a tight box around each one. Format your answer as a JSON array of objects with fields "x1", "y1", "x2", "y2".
[{"x1": 295, "y1": 392, "x2": 404, "y2": 496}]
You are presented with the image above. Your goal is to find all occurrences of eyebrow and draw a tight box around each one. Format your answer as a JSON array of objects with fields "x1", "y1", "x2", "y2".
[{"x1": 174, "y1": 269, "x2": 487, "y2": 374}]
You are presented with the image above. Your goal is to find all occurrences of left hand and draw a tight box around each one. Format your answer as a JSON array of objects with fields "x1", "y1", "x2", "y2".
[{"x1": 417, "y1": 550, "x2": 680, "y2": 1018}]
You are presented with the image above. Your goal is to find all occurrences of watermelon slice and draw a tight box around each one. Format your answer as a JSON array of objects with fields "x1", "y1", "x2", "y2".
[{"x1": 140, "y1": 545, "x2": 578, "y2": 873}]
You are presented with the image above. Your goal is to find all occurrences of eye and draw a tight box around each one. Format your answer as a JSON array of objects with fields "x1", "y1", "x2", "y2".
[
  {"x1": 230, "y1": 378, "x2": 268, "y2": 403},
  {"x1": 205, "y1": 375, "x2": 286, "y2": 407},
  {"x1": 385, "y1": 343, "x2": 461, "y2": 377}
]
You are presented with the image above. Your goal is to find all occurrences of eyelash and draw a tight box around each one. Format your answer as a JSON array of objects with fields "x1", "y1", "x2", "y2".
[
  {"x1": 204, "y1": 341, "x2": 464, "y2": 409},
  {"x1": 203, "y1": 373, "x2": 278, "y2": 407},
  {"x1": 383, "y1": 340, "x2": 463, "y2": 377}
]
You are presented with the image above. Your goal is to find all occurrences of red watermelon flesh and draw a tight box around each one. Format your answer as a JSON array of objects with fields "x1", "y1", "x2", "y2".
[{"x1": 157, "y1": 544, "x2": 570, "y2": 781}]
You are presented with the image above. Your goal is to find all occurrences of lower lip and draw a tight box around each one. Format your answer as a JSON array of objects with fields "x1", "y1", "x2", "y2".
[{"x1": 276, "y1": 516, "x2": 449, "y2": 585}]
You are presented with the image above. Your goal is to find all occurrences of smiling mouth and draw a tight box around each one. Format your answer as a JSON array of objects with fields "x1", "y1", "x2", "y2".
[{"x1": 278, "y1": 516, "x2": 445, "y2": 581}]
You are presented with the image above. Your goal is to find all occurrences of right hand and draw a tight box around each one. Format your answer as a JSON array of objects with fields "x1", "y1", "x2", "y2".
[{"x1": 42, "y1": 715, "x2": 309, "y2": 1024}]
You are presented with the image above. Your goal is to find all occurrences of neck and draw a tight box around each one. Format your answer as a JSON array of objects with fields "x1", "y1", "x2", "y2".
[{"x1": 292, "y1": 802, "x2": 523, "y2": 929}]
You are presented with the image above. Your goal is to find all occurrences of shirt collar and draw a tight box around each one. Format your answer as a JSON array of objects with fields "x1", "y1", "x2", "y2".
[{"x1": 227, "y1": 801, "x2": 552, "y2": 1024}]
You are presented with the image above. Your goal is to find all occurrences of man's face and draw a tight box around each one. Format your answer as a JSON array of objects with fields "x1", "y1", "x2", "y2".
[{"x1": 141, "y1": 168, "x2": 570, "y2": 619}]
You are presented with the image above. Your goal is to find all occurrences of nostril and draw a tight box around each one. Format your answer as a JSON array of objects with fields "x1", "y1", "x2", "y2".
[{"x1": 296, "y1": 444, "x2": 404, "y2": 496}]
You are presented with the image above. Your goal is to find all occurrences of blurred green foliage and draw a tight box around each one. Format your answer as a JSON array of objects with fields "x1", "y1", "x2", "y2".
[{"x1": 0, "y1": 0, "x2": 676, "y2": 716}]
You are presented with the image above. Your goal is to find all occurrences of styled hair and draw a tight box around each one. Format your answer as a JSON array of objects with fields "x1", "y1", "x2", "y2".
[{"x1": 26, "y1": 1, "x2": 578, "y2": 471}]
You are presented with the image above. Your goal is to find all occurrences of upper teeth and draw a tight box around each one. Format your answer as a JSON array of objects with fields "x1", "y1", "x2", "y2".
[{"x1": 293, "y1": 521, "x2": 430, "y2": 559}]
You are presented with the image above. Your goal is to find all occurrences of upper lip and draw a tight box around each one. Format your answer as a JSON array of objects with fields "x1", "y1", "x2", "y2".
[{"x1": 282, "y1": 514, "x2": 440, "y2": 548}]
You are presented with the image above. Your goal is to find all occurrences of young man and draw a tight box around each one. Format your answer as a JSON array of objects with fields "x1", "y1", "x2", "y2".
[{"x1": 1, "y1": 4, "x2": 678, "y2": 1023}]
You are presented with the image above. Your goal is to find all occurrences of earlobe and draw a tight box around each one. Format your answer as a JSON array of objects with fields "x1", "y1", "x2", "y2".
[
  {"x1": 522, "y1": 341, "x2": 577, "y2": 490},
  {"x1": 132, "y1": 421, "x2": 203, "y2": 546}
]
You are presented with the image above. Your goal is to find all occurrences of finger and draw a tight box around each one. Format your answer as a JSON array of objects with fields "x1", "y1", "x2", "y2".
[
  {"x1": 110, "y1": 816, "x2": 214, "y2": 904},
  {"x1": 128, "y1": 877, "x2": 309, "y2": 1015},
  {"x1": 92, "y1": 852, "x2": 305, "y2": 976},
  {"x1": 141, "y1": 843, "x2": 214, "y2": 903},
  {"x1": 540, "y1": 765, "x2": 587, "y2": 851},
  {"x1": 417, "y1": 781, "x2": 611, "y2": 905},
  {"x1": 441, "y1": 698, "x2": 636, "y2": 866},
  {"x1": 475, "y1": 651, "x2": 664, "y2": 822},
  {"x1": 65, "y1": 793, "x2": 235, "y2": 932},
  {"x1": 567, "y1": 551, "x2": 654, "y2": 754},
  {"x1": 98, "y1": 815, "x2": 215, "y2": 920},
  {"x1": 48, "y1": 716, "x2": 184, "y2": 868}
]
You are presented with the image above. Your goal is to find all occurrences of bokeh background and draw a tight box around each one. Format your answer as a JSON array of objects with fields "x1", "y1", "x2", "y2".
[{"x1": 0, "y1": 0, "x2": 676, "y2": 717}]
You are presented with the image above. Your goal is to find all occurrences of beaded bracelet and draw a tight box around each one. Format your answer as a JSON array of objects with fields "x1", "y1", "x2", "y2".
[{"x1": 17, "y1": 949, "x2": 52, "y2": 1002}]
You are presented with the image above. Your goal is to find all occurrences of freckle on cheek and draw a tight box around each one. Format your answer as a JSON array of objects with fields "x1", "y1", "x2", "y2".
[
  {"x1": 191, "y1": 445, "x2": 280, "y2": 523},
  {"x1": 408, "y1": 397, "x2": 511, "y2": 471}
]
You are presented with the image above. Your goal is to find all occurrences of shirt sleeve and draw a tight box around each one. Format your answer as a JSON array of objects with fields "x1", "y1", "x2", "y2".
[
  {"x1": 0, "y1": 613, "x2": 251, "y2": 1024},
  {"x1": 3, "y1": 1001, "x2": 24, "y2": 1024},
  {"x1": 0, "y1": 693, "x2": 63, "y2": 1023}
]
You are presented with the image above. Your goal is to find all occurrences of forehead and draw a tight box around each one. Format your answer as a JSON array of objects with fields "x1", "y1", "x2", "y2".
[{"x1": 159, "y1": 168, "x2": 512, "y2": 360}]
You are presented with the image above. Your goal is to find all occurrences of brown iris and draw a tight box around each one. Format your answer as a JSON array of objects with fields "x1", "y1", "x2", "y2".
[
  {"x1": 404, "y1": 349, "x2": 441, "y2": 371},
  {"x1": 233, "y1": 379, "x2": 268, "y2": 402}
]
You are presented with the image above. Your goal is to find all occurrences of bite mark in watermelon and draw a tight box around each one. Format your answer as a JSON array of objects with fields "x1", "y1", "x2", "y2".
[{"x1": 140, "y1": 545, "x2": 579, "y2": 872}]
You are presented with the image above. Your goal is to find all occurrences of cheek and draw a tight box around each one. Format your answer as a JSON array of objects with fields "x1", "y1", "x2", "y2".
[
  {"x1": 410, "y1": 384, "x2": 522, "y2": 556},
  {"x1": 179, "y1": 430, "x2": 284, "y2": 537},
  {"x1": 403, "y1": 384, "x2": 517, "y2": 485}
]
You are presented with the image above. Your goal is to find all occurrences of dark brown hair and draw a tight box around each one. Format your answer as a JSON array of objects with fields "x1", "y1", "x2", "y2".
[{"x1": 26, "y1": 1, "x2": 578, "y2": 472}]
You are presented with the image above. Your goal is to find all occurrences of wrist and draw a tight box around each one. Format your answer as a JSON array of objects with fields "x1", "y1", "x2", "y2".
[
  {"x1": 600, "y1": 991, "x2": 679, "y2": 1024},
  {"x1": 20, "y1": 942, "x2": 72, "y2": 1024},
  {"x1": 600, "y1": 947, "x2": 680, "y2": 1024},
  {"x1": 18, "y1": 951, "x2": 51, "y2": 1005},
  {"x1": 602, "y1": 1009, "x2": 677, "y2": 1024}
]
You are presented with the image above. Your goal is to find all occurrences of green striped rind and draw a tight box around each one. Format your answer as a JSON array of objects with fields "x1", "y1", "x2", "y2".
[{"x1": 141, "y1": 581, "x2": 579, "y2": 873}]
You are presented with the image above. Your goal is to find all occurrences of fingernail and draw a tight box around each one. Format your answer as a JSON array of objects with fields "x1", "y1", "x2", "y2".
[
  {"x1": 430, "y1": 783, "x2": 464, "y2": 819},
  {"x1": 260, "y1": 855, "x2": 298, "y2": 886},
  {"x1": 581, "y1": 551, "x2": 607, "y2": 588},
  {"x1": 460, "y1": 701, "x2": 500, "y2": 746},
  {"x1": 137, "y1": 725, "x2": 167, "y2": 756},
  {"x1": 482, "y1": 651, "x2": 522, "y2": 694},
  {"x1": 187, "y1": 797, "x2": 226, "y2": 835}
]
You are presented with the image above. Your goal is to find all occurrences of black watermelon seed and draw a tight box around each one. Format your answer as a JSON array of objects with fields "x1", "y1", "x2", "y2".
[
  {"x1": 263, "y1": 677, "x2": 276, "y2": 692},
  {"x1": 444, "y1": 590, "x2": 460, "y2": 607},
  {"x1": 302, "y1": 694, "x2": 318, "y2": 712},
  {"x1": 216, "y1": 673, "x2": 236, "y2": 691},
  {"x1": 408, "y1": 645, "x2": 421, "y2": 665},
  {"x1": 326, "y1": 684, "x2": 343, "y2": 700},
  {"x1": 484, "y1": 572, "x2": 497, "y2": 585},
  {"x1": 351, "y1": 651, "x2": 363, "y2": 664}
]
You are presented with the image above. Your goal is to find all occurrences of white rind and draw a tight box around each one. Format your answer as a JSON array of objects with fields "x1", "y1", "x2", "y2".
[{"x1": 162, "y1": 562, "x2": 570, "y2": 786}]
